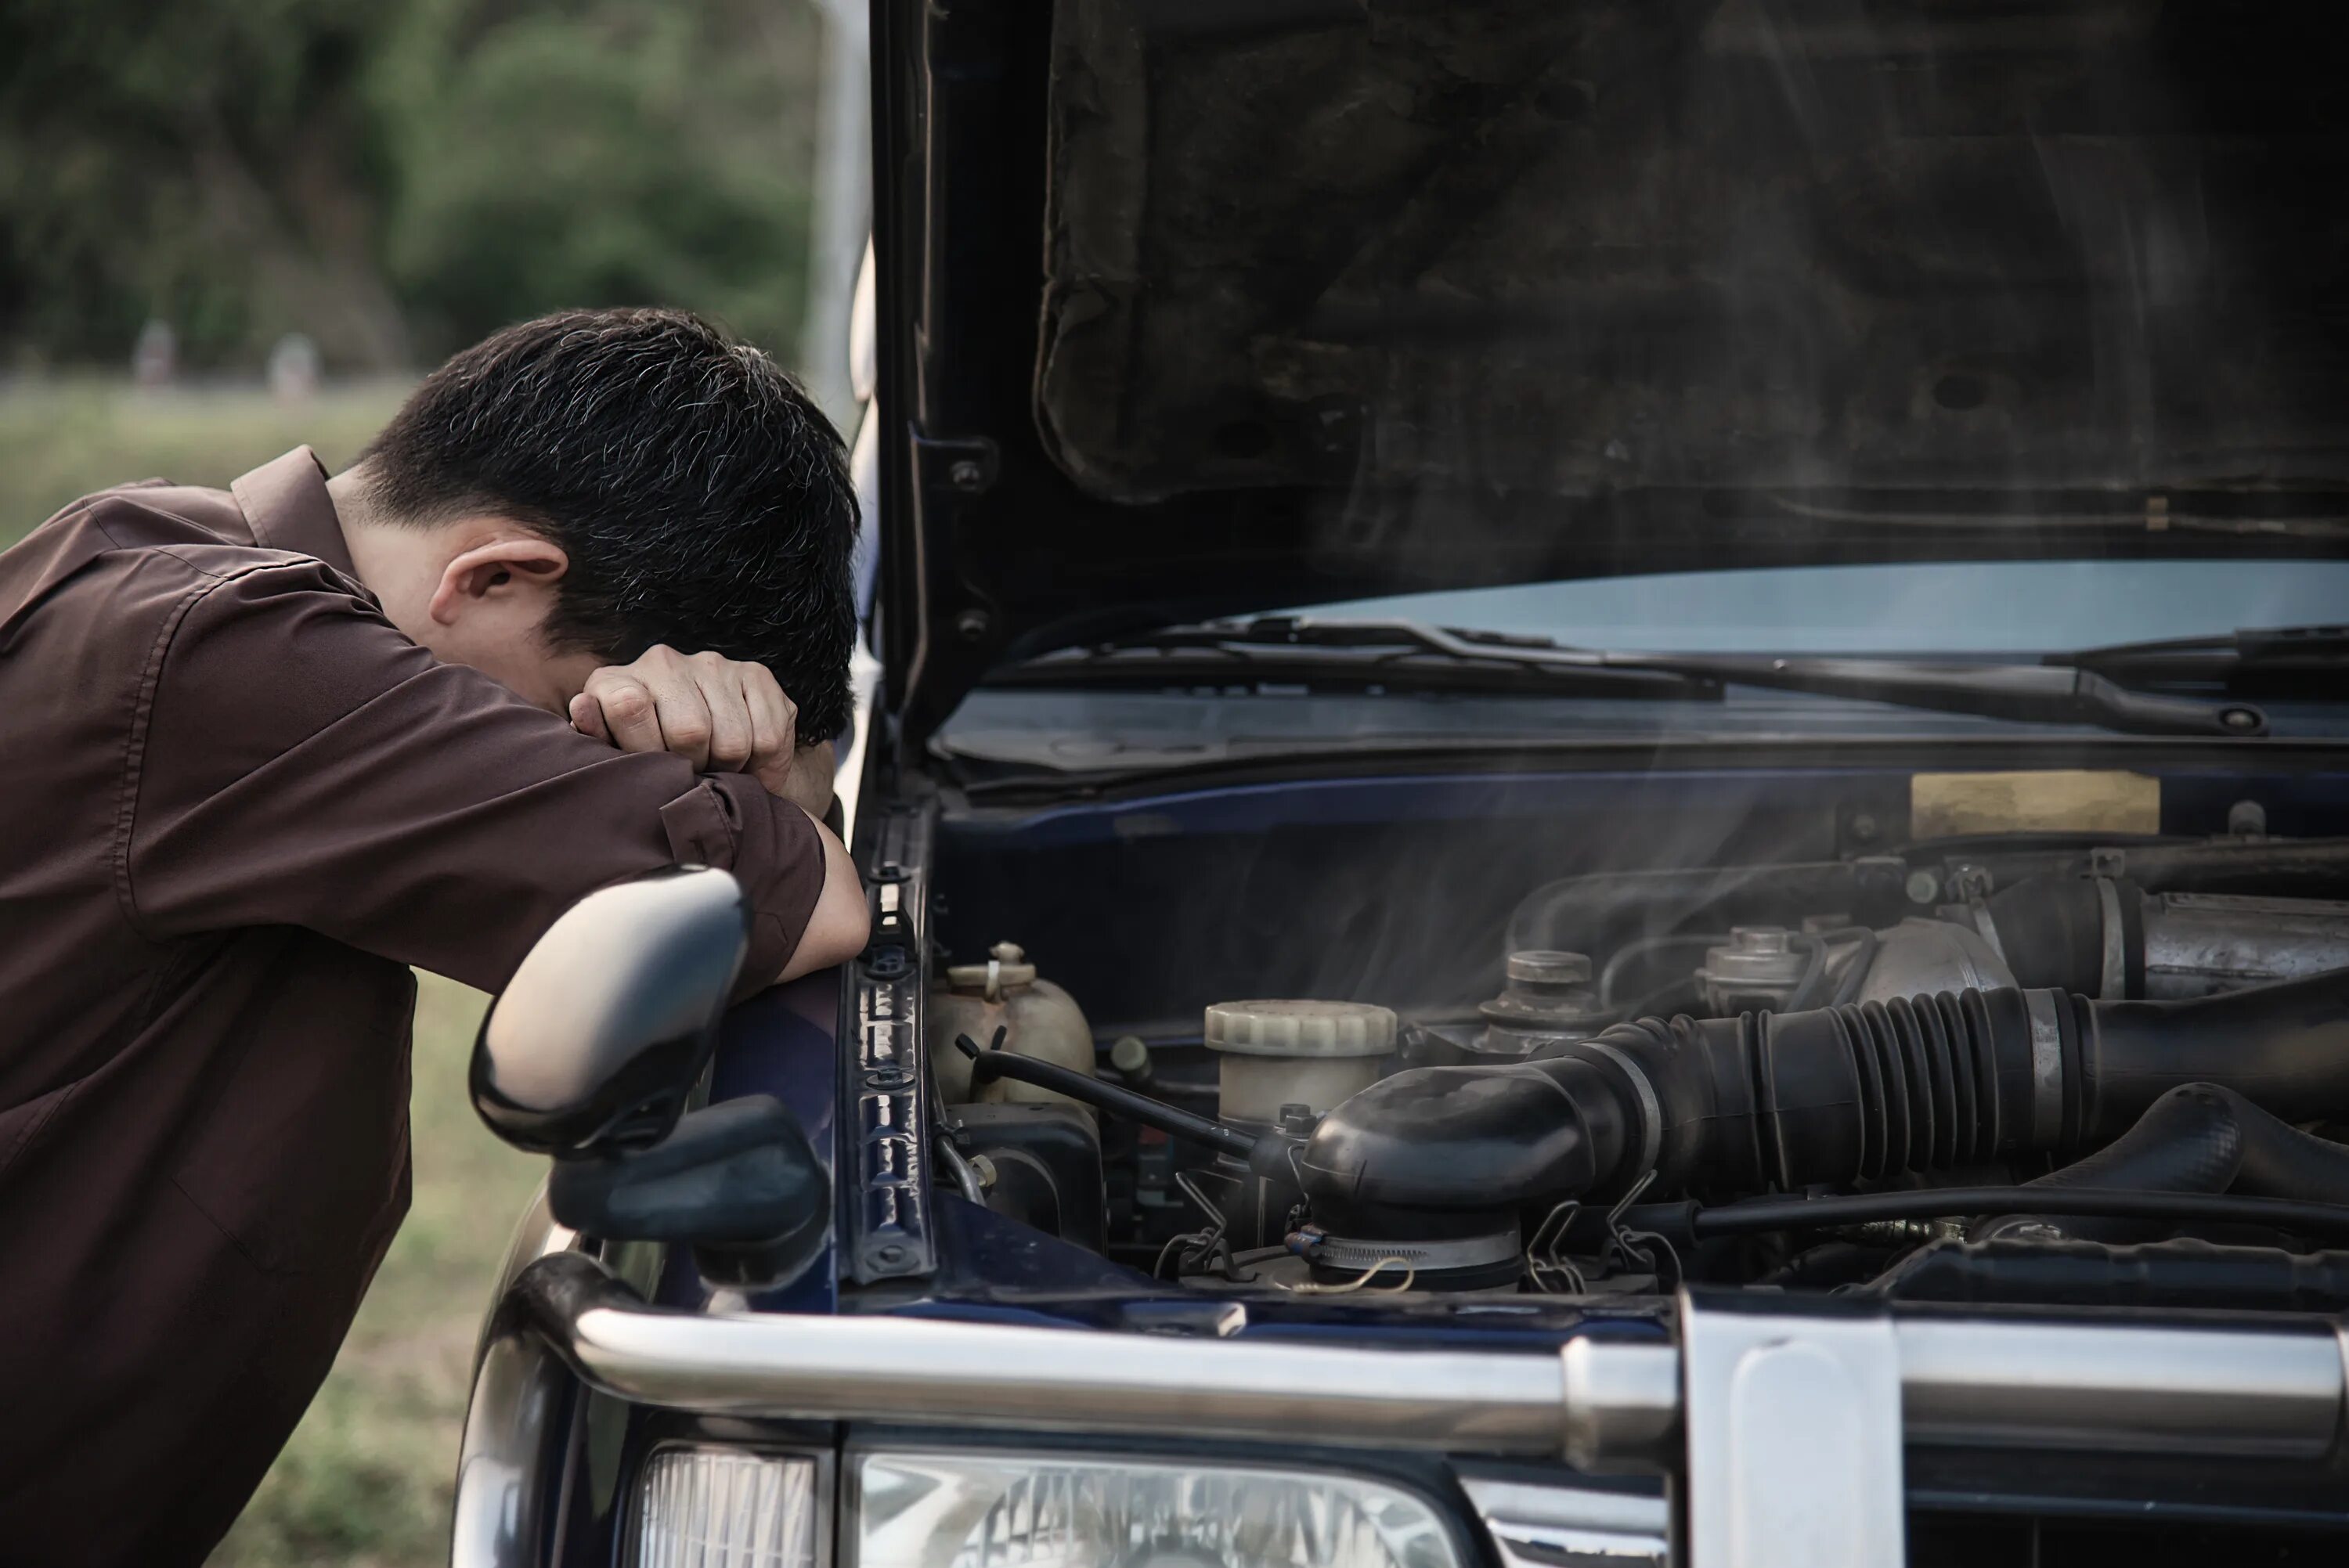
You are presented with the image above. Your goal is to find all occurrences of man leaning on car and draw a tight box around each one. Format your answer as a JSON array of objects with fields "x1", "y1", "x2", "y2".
[{"x1": 0, "y1": 308, "x2": 871, "y2": 1566}]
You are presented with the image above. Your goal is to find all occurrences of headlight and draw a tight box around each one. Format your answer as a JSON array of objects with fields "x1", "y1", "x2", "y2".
[
  {"x1": 854, "y1": 1452, "x2": 1461, "y2": 1568},
  {"x1": 635, "y1": 1446, "x2": 818, "y2": 1568}
]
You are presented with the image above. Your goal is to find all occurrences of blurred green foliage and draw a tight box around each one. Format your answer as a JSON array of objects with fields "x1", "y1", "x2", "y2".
[
  {"x1": 0, "y1": 0, "x2": 821, "y2": 371},
  {"x1": 0, "y1": 378, "x2": 409, "y2": 546}
]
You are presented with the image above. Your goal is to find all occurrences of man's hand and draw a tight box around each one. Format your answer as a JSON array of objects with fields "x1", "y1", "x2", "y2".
[{"x1": 569, "y1": 646, "x2": 831, "y2": 814}]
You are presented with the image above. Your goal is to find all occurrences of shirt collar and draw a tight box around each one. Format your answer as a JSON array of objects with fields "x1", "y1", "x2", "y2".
[{"x1": 232, "y1": 446, "x2": 360, "y2": 582}]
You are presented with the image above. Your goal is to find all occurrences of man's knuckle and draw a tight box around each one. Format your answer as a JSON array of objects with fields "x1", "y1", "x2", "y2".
[{"x1": 602, "y1": 687, "x2": 651, "y2": 722}]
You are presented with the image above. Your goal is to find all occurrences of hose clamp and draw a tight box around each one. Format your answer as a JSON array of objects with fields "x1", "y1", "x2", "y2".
[
  {"x1": 2022, "y1": 987, "x2": 2065, "y2": 1148},
  {"x1": 1304, "y1": 1227, "x2": 1524, "y2": 1274},
  {"x1": 1580, "y1": 1040, "x2": 1663, "y2": 1182},
  {"x1": 2095, "y1": 876, "x2": 2127, "y2": 1000}
]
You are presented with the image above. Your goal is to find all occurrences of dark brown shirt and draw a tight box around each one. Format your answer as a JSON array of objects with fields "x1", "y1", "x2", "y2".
[{"x1": 0, "y1": 449, "x2": 828, "y2": 1565}]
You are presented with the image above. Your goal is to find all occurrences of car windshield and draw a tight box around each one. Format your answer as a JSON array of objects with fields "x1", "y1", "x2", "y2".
[{"x1": 1303, "y1": 559, "x2": 2349, "y2": 656}]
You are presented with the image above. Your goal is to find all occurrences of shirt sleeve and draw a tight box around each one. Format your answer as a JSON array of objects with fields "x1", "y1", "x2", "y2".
[{"x1": 120, "y1": 557, "x2": 830, "y2": 994}]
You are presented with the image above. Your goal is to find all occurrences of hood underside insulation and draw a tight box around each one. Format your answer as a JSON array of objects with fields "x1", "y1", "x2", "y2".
[{"x1": 1037, "y1": 0, "x2": 2349, "y2": 507}]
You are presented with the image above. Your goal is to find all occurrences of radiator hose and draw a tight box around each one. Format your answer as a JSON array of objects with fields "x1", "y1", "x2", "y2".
[
  {"x1": 1297, "y1": 968, "x2": 2349, "y2": 1238},
  {"x1": 1971, "y1": 1080, "x2": 2349, "y2": 1242}
]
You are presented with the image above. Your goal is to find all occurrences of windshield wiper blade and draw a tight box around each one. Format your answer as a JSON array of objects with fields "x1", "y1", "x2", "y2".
[
  {"x1": 1009, "y1": 616, "x2": 2270, "y2": 737},
  {"x1": 997, "y1": 617, "x2": 1721, "y2": 700}
]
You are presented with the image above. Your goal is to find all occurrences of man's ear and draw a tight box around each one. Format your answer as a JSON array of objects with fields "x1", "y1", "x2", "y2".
[{"x1": 428, "y1": 535, "x2": 570, "y2": 627}]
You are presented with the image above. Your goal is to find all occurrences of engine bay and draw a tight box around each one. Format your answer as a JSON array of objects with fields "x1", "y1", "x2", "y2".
[{"x1": 917, "y1": 775, "x2": 2349, "y2": 1311}]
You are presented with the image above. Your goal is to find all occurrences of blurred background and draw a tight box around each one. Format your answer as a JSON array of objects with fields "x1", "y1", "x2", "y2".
[{"x1": 0, "y1": 2, "x2": 866, "y2": 1560}]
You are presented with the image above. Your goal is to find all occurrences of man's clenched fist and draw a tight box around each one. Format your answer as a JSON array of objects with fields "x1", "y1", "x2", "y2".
[{"x1": 569, "y1": 645, "x2": 832, "y2": 816}]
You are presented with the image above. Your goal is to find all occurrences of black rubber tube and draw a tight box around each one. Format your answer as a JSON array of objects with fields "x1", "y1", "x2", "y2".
[
  {"x1": 2217, "y1": 1086, "x2": 2349, "y2": 1203},
  {"x1": 2081, "y1": 978, "x2": 2349, "y2": 1137},
  {"x1": 2027, "y1": 1083, "x2": 2243, "y2": 1195},
  {"x1": 1981, "y1": 1082, "x2": 2349, "y2": 1240},
  {"x1": 954, "y1": 1035, "x2": 1257, "y2": 1159},
  {"x1": 1674, "y1": 1188, "x2": 2349, "y2": 1245},
  {"x1": 1870, "y1": 1237, "x2": 2349, "y2": 1310},
  {"x1": 1300, "y1": 968, "x2": 2349, "y2": 1225},
  {"x1": 2025, "y1": 1081, "x2": 2349, "y2": 1204}
]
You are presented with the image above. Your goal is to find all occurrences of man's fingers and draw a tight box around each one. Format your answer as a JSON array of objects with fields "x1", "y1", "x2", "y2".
[
  {"x1": 568, "y1": 691, "x2": 611, "y2": 744},
  {"x1": 742, "y1": 667, "x2": 803, "y2": 797},
  {"x1": 742, "y1": 665, "x2": 797, "y2": 764},
  {"x1": 647, "y1": 676, "x2": 713, "y2": 770},
  {"x1": 576, "y1": 647, "x2": 804, "y2": 783},
  {"x1": 582, "y1": 669, "x2": 664, "y2": 754},
  {"x1": 693, "y1": 652, "x2": 755, "y2": 771}
]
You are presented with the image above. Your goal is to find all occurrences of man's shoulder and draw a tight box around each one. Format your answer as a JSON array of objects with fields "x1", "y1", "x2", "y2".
[
  {"x1": 4, "y1": 475, "x2": 336, "y2": 618},
  {"x1": 32, "y1": 475, "x2": 251, "y2": 557},
  {"x1": 0, "y1": 481, "x2": 382, "y2": 743}
]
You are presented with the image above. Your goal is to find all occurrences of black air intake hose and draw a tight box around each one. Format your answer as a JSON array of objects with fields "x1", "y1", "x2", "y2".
[{"x1": 1298, "y1": 968, "x2": 2349, "y2": 1238}]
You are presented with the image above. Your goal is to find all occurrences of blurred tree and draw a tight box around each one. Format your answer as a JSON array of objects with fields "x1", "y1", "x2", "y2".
[
  {"x1": 376, "y1": 0, "x2": 817, "y2": 362},
  {"x1": 0, "y1": 0, "x2": 820, "y2": 371},
  {"x1": 0, "y1": 0, "x2": 407, "y2": 368}
]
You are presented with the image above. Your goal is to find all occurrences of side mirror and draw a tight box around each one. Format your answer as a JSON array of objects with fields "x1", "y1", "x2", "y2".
[
  {"x1": 549, "y1": 1095, "x2": 830, "y2": 1289},
  {"x1": 472, "y1": 865, "x2": 749, "y2": 1156},
  {"x1": 476, "y1": 867, "x2": 834, "y2": 1290}
]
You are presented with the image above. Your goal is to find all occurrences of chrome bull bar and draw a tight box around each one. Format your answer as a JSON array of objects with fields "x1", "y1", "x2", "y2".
[{"x1": 453, "y1": 1251, "x2": 2349, "y2": 1568}]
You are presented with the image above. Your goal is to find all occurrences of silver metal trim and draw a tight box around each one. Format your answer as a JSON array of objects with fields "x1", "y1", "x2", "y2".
[
  {"x1": 494, "y1": 1255, "x2": 2349, "y2": 1483},
  {"x1": 1578, "y1": 1040, "x2": 1662, "y2": 1181},
  {"x1": 2022, "y1": 987, "x2": 2065, "y2": 1148},
  {"x1": 2095, "y1": 874, "x2": 2128, "y2": 999},
  {"x1": 1897, "y1": 1317, "x2": 2346, "y2": 1457},
  {"x1": 452, "y1": 1315, "x2": 572, "y2": 1568},
  {"x1": 1680, "y1": 1292, "x2": 1904, "y2": 1568},
  {"x1": 453, "y1": 1181, "x2": 583, "y2": 1568},
  {"x1": 1461, "y1": 1474, "x2": 1667, "y2": 1568},
  {"x1": 1558, "y1": 1339, "x2": 1680, "y2": 1473},
  {"x1": 521, "y1": 1254, "x2": 1571, "y2": 1451}
]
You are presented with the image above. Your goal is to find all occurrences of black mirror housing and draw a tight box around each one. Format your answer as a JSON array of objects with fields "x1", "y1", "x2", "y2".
[
  {"x1": 548, "y1": 1095, "x2": 832, "y2": 1289},
  {"x1": 472, "y1": 865, "x2": 749, "y2": 1156}
]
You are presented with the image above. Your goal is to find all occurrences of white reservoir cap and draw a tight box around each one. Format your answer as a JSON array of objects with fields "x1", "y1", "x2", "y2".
[{"x1": 1203, "y1": 999, "x2": 1398, "y2": 1058}]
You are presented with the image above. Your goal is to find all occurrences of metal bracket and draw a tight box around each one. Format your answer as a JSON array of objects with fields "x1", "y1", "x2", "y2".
[
  {"x1": 911, "y1": 433, "x2": 1000, "y2": 496},
  {"x1": 847, "y1": 803, "x2": 937, "y2": 1283},
  {"x1": 1677, "y1": 1289, "x2": 1904, "y2": 1568}
]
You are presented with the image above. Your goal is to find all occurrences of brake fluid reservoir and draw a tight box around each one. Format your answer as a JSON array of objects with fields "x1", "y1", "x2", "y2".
[
  {"x1": 1203, "y1": 1000, "x2": 1398, "y2": 1130},
  {"x1": 929, "y1": 942, "x2": 1096, "y2": 1112}
]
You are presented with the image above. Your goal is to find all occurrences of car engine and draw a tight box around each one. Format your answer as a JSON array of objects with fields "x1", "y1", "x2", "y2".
[{"x1": 927, "y1": 831, "x2": 2349, "y2": 1307}]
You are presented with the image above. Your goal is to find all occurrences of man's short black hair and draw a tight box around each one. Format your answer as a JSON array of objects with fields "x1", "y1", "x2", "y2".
[{"x1": 362, "y1": 308, "x2": 859, "y2": 738}]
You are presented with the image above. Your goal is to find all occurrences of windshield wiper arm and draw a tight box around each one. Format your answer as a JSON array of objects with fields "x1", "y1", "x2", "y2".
[
  {"x1": 2055, "y1": 624, "x2": 2349, "y2": 698},
  {"x1": 1608, "y1": 652, "x2": 2268, "y2": 737},
  {"x1": 1010, "y1": 616, "x2": 2270, "y2": 737}
]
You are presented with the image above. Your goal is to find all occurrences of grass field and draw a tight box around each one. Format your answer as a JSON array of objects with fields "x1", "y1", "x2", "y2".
[
  {"x1": 0, "y1": 378, "x2": 548, "y2": 1566},
  {"x1": 0, "y1": 376, "x2": 410, "y2": 550}
]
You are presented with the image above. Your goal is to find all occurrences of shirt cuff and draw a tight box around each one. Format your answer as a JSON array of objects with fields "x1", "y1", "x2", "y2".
[{"x1": 659, "y1": 776, "x2": 830, "y2": 997}]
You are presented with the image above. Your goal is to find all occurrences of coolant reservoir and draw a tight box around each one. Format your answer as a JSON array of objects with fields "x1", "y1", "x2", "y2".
[
  {"x1": 1203, "y1": 999, "x2": 1398, "y2": 1129},
  {"x1": 929, "y1": 942, "x2": 1096, "y2": 1112}
]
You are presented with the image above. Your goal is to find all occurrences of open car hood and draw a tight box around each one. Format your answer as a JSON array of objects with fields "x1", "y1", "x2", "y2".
[{"x1": 868, "y1": 0, "x2": 2349, "y2": 742}]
